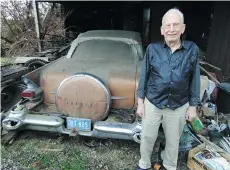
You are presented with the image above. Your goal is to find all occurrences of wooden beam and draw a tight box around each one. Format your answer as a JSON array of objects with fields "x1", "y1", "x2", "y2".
[{"x1": 32, "y1": 0, "x2": 42, "y2": 52}]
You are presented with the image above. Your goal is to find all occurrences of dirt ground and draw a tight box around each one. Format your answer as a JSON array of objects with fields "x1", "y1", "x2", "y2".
[{"x1": 1, "y1": 130, "x2": 189, "y2": 170}]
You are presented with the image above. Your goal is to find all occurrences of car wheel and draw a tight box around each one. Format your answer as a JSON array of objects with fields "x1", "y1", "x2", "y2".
[
  {"x1": 1, "y1": 85, "x2": 24, "y2": 112},
  {"x1": 24, "y1": 59, "x2": 48, "y2": 71}
]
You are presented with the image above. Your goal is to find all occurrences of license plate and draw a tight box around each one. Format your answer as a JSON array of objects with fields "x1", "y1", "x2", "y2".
[{"x1": 66, "y1": 117, "x2": 91, "y2": 131}]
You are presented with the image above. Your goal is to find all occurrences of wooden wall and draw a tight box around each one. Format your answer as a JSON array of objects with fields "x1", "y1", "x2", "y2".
[{"x1": 206, "y1": 2, "x2": 230, "y2": 78}]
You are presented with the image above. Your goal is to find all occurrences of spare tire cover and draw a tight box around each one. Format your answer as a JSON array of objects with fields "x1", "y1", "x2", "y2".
[{"x1": 56, "y1": 73, "x2": 111, "y2": 122}]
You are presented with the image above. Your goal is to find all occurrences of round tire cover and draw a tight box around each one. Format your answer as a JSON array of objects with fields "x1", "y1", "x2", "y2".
[{"x1": 56, "y1": 74, "x2": 111, "y2": 122}]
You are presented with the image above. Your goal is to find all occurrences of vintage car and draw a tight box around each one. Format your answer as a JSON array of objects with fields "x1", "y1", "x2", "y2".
[{"x1": 2, "y1": 30, "x2": 199, "y2": 149}]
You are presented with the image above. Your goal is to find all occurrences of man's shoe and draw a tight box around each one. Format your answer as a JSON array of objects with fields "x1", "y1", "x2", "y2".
[
  {"x1": 134, "y1": 165, "x2": 150, "y2": 170},
  {"x1": 152, "y1": 162, "x2": 167, "y2": 170}
]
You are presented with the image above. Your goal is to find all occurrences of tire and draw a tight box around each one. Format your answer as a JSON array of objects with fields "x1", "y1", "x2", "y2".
[
  {"x1": 24, "y1": 59, "x2": 48, "y2": 71},
  {"x1": 1, "y1": 85, "x2": 24, "y2": 112}
]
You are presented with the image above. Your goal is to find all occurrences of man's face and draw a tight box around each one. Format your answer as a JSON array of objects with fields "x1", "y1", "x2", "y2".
[{"x1": 161, "y1": 12, "x2": 185, "y2": 43}]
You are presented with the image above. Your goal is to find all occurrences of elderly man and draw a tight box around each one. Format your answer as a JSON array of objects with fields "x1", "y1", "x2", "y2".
[{"x1": 135, "y1": 8, "x2": 200, "y2": 170}]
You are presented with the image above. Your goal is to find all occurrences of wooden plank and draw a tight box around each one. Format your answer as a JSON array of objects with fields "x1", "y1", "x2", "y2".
[
  {"x1": 212, "y1": 3, "x2": 225, "y2": 66},
  {"x1": 206, "y1": 3, "x2": 220, "y2": 65},
  {"x1": 1, "y1": 131, "x2": 20, "y2": 145},
  {"x1": 32, "y1": 0, "x2": 42, "y2": 51},
  {"x1": 224, "y1": 42, "x2": 230, "y2": 78},
  {"x1": 222, "y1": 10, "x2": 230, "y2": 78},
  {"x1": 207, "y1": 2, "x2": 230, "y2": 77},
  {"x1": 217, "y1": 5, "x2": 230, "y2": 74},
  {"x1": 14, "y1": 57, "x2": 49, "y2": 64}
]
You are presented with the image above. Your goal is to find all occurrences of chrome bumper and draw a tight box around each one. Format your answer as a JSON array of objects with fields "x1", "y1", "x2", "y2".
[{"x1": 2, "y1": 104, "x2": 142, "y2": 143}]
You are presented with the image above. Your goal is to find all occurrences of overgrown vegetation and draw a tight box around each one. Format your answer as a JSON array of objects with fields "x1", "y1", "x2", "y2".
[{"x1": 1, "y1": 0, "x2": 67, "y2": 58}]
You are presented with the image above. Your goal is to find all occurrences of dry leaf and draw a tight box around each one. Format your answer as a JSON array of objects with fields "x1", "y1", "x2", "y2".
[{"x1": 31, "y1": 160, "x2": 40, "y2": 168}]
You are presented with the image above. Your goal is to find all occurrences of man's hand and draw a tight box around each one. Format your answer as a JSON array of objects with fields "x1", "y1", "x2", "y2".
[
  {"x1": 186, "y1": 106, "x2": 197, "y2": 121},
  {"x1": 136, "y1": 103, "x2": 145, "y2": 117},
  {"x1": 136, "y1": 98, "x2": 145, "y2": 117}
]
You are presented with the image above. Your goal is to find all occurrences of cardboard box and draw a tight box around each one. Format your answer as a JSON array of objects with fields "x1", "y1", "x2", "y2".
[{"x1": 187, "y1": 135, "x2": 230, "y2": 170}]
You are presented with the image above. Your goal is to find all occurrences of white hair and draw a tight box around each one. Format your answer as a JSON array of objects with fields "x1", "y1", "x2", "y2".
[{"x1": 162, "y1": 8, "x2": 184, "y2": 25}]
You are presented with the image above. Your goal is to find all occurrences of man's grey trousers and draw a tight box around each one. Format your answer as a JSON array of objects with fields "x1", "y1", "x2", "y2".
[{"x1": 138, "y1": 98, "x2": 189, "y2": 170}]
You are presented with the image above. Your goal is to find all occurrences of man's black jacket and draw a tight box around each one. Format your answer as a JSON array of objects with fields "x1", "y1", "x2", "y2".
[{"x1": 136, "y1": 40, "x2": 200, "y2": 110}]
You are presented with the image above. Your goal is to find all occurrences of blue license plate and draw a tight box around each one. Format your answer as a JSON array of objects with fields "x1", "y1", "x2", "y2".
[{"x1": 66, "y1": 117, "x2": 91, "y2": 131}]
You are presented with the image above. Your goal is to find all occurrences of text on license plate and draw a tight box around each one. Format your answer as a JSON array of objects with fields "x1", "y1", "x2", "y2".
[{"x1": 66, "y1": 117, "x2": 91, "y2": 131}]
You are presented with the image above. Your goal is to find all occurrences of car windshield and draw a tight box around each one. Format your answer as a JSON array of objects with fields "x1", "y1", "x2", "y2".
[{"x1": 71, "y1": 40, "x2": 134, "y2": 62}]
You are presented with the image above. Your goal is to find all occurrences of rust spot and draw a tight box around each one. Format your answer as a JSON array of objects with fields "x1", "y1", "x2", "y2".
[{"x1": 108, "y1": 72, "x2": 135, "y2": 109}]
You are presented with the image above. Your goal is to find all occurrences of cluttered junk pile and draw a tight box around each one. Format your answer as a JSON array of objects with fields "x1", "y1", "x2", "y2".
[{"x1": 186, "y1": 62, "x2": 230, "y2": 170}]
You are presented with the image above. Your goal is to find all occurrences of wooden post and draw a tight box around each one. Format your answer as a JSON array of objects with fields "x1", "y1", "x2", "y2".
[{"x1": 32, "y1": 0, "x2": 42, "y2": 52}]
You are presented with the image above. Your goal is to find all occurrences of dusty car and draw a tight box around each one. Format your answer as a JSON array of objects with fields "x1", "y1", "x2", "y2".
[{"x1": 2, "y1": 30, "x2": 198, "y2": 149}]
